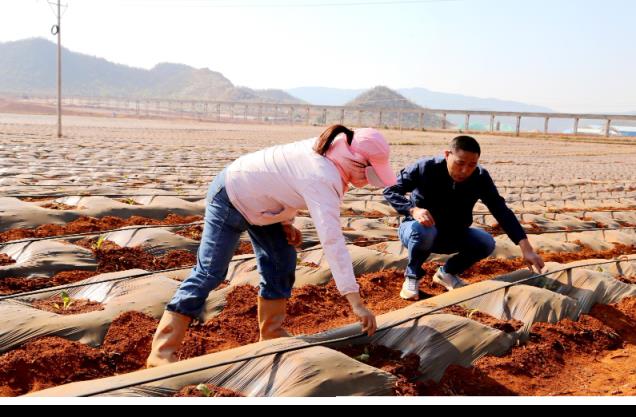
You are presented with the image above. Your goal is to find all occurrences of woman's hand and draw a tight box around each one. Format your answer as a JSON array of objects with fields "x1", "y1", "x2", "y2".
[
  {"x1": 282, "y1": 223, "x2": 303, "y2": 248},
  {"x1": 346, "y1": 293, "x2": 378, "y2": 337}
]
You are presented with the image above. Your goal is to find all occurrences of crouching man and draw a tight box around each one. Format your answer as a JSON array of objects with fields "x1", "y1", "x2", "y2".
[{"x1": 383, "y1": 136, "x2": 545, "y2": 300}]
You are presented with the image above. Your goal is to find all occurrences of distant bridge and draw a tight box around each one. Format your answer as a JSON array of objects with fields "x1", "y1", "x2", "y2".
[{"x1": 27, "y1": 95, "x2": 636, "y2": 138}]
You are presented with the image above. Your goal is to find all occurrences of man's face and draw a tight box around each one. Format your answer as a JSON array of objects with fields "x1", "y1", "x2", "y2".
[{"x1": 445, "y1": 149, "x2": 480, "y2": 183}]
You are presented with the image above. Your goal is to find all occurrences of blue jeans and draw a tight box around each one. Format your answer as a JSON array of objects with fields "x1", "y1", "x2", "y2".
[
  {"x1": 166, "y1": 169, "x2": 298, "y2": 319},
  {"x1": 398, "y1": 219, "x2": 496, "y2": 280}
]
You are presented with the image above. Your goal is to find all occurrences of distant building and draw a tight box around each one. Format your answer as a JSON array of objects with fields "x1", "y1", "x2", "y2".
[
  {"x1": 614, "y1": 126, "x2": 636, "y2": 137},
  {"x1": 563, "y1": 125, "x2": 636, "y2": 137}
]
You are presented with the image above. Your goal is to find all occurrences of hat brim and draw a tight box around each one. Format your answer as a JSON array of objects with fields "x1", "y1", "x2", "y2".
[{"x1": 368, "y1": 160, "x2": 397, "y2": 188}]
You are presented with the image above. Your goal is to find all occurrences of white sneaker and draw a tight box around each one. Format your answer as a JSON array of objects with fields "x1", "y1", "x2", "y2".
[
  {"x1": 433, "y1": 267, "x2": 468, "y2": 291},
  {"x1": 400, "y1": 279, "x2": 420, "y2": 301}
]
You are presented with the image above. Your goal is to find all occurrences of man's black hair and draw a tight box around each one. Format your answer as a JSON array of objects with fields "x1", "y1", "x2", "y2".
[{"x1": 451, "y1": 136, "x2": 481, "y2": 156}]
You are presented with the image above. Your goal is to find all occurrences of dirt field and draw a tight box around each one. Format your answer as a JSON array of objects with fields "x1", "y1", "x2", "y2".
[{"x1": 0, "y1": 113, "x2": 635, "y2": 398}]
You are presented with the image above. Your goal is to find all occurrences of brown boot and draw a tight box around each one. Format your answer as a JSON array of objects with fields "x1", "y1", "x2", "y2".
[
  {"x1": 146, "y1": 310, "x2": 192, "y2": 368},
  {"x1": 258, "y1": 297, "x2": 290, "y2": 342}
]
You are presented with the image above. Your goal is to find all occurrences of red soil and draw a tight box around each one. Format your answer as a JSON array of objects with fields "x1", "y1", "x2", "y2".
[
  {"x1": 342, "y1": 209, "x2": 388, "y2": 219},
  {"x1": 174, "y1": 385, "x2": 244, "y2": 398},
  {"x1": 100, "y1": 311, "x2": 160, "y2": 374},
  {"x1": 1, "y1": 267, "x2": 633, "y2": 396},
  {"x1": 0, "y1": 242, "x2": 195, "y2": 296},
  {"x1": 0, "y1": 214, "x2": 204, "y2": 243},
  {"x1": 31, "y1": 297, "x2": 105, "y2": 315},
  {"x1": 353, "y1": 237, "x2": 398, "y2": 247},
  {"x1": 0, "y1": 254, "x2": 16, "y2": 267},
  {"x1": 174, "y1": 226, "x2": 254, "y2": 255},
  {"x1": 180, "y1": 270, "x2": 413, "y2": 360},
  {"x1": 234, "y1": 241, "x2": 254, "y2": 256},
  {"x1": 617, "y1": 275, "x2": 636, "y2": 285},
  {"x1": 486, "y1": 222, "x2": 557, "y2": 236},
  {"x1": 40, "y1": 203, "x2": 77, "y2": 211},
  {"x1": 336, "y1": 344, "x2": 422, "y2": 396},
  {"x1": 174, "y1": 225, "x2": 203, "y2": 241},
  {"x1": 73, "y1": 238, "x2": 197, "y2": 274},
  {"x1": 116, "y1": 199, "x2": 142, "y2": 206},
  {"x1": 419, "y1": 297, "x2": 636, "y2": 396},
  {"x1": 297, "y1": 261, "x2": 320, "y2": 269},
  {"x1": 618, "y1": 221, "x2": 636, "y2": 228},
  {"x1": 0, "y1": 271, "x2": 99, "y2": 296},
  {"x1": 0, "y1": 311, "x2": 159, "y2": 397},
  {"x1": 94, "y1": 247, "x2": 196, "y2": 274},
  {"x1": 19, "y1": 197, "x2": 57, "y2": 203},
  {"x1": 0, "y1": 337, "x2": 112, "y2": 397},
  {"x1": 548, "y1": 207, "x2": 636, "y2": 214},
  {"x1": 426, "y1": 243, "x2": 636, "y2": 288},
  {"x1": 441, "y1": 305, "x2": 524, "y2": 333},
  {"x1": 178, "y1": 286, "x2": 260, "y2": 360}
]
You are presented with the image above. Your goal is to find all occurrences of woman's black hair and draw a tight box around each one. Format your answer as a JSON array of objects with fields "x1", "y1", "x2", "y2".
[{"x1": 313, "y1": 125, "x2": 354, "y2": 156}]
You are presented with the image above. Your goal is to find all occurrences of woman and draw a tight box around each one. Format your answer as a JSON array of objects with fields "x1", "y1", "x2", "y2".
[{"x1": 147, "y1": 125, "x2": 397, "y2": 368}]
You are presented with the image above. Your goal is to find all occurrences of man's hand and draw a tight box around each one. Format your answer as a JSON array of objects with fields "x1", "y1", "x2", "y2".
[
  {"x1": 346, "y1": 293, "x2": 377, "y2": 337},
  {"x1": 410, "y1": 207, "x2": 436, "y2": 228},
  {"x1": 282, "y1": 223, "x2": 303, "y2": 248},
  {"x1": 519, "y1": 239, "x2": 546, "y2": 273}
]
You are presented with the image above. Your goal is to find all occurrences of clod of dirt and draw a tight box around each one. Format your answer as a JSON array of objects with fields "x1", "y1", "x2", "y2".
[
  {"x1": 175, "y1": 225, "x2": 203, "y2": 241},
  {"x1": 0, "y1": 254, "x2": 16, "y2": 267},
  {"x1": 40, "y1": 202, "x2": 78, "y2": 211},
  {"x1": 174, "y1": 384, "x2": 244, "y2": 398}
]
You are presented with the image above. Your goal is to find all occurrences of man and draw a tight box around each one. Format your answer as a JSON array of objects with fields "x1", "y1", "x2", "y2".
[{"x1": 383, "y1": 136, "x2": 545, "y2": 300}]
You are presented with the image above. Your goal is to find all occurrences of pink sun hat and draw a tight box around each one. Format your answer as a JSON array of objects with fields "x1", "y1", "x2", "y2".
[{"x1": 349, "y1": 128, "x2": 397, "y2": 187}]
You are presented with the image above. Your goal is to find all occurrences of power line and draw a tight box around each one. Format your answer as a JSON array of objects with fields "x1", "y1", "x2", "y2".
[{"x1": 122, "y1": 0, "x2": 464, "y2": 8}]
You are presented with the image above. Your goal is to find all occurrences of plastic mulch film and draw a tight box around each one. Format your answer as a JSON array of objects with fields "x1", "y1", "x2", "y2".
[
  {"x1": 521, "y1": 257, "x2": 636, "y2": 314},
  {"x1": 0, "y1": 196, "x2": 205, "y2": 232},
  {"x1": 226, "y1": 244, "x2": 408, "y2": 289},
  {"x1": 0, "y1": 240, "x2": 97, "y2": 279},
  {"x1": 101, "y1": 227, "x2": 200, "y2": 256},
  {"x1": 426, "y1": 271, "x2": 582, "y2": 331},
  {"x1": 26, "y1": 339, "x2": 397, "y2": 397},
  {"x1": 0, "y1": 244, "x2": 408, "y2": 354},
  {"x1": 0, "y1": 269, "x2": 230, "y2": 354},
  {"x1": 303, "y1": 301, "x2": 516, "y2": 383}
]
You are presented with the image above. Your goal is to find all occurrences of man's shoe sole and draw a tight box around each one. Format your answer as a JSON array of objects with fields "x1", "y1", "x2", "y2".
[
  {"x1": 433, "y1": 274, "x2": 456, "y2": 292},
  {"x1": 400, "y1": 289, "x2": 420, "y2": 301}
]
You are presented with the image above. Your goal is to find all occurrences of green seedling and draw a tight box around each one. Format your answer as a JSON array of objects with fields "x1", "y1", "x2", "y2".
[
  {"x1": 93, "y1": 235, "x2": 107, "y2": 251},
  {"x1": 121, "y1": 198, "x2": 136, "y2": 205},
  {"x1": 467, "y1": 309, "x2": 480, "y2": 320},
  {"x1": 53, "y1": 291, "x2": 74, "y2": 311},
  {"x1": 196, "y1": 384, "x2": 213, "y2": 398},
  {"x1": 355, "y1": 347, "x2": 371, "y2": 363}
]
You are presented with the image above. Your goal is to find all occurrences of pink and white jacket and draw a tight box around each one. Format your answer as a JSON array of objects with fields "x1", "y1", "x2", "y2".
[{"x1": 225, "y1": 138, "x2": 360, "y2": 295}]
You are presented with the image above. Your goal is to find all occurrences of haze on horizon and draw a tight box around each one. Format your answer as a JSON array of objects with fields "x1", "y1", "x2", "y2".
[{"x1": 0, "y1": 0, "x2": 634, "y2": 114}]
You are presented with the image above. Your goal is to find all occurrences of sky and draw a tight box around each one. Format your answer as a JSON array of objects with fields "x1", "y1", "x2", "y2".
[{"x1": 0, "y1": 0, "x2": 634, "y2": 113}]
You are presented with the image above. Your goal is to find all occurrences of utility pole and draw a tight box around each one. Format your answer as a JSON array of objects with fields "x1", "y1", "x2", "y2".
[
  {"x1": 49, "y1": 0, "x2": 64, "y2": 138},
  {"x1": 56, "y1": 0, "x2": 62, "y2": 138}
]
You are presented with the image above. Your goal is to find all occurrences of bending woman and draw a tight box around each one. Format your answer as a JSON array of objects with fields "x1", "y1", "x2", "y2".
[{"x1": 147, "y1": 124, "x2": 397, "y2": 368}]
